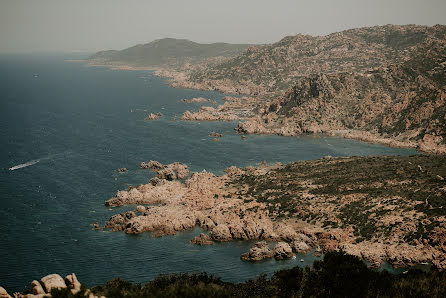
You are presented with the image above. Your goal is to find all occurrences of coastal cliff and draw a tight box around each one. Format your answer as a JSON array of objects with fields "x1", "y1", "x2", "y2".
[{"x1": 234, "y1": 40, "x2": 446, "y2": 153}]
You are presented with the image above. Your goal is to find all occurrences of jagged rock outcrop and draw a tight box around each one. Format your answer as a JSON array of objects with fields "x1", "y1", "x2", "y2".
[
  {"x1": 99, "y1": 156, "x2": 446, "y2": 268},
  {"x1": 241, "y1": 241, "x2": 295, "y2": 261},
  {"x1": 291, "y1": 241, "x2": 312, "y2": 254},
  {"x1": 145, "y1": 112, "x2": 162, "y2": 120},
  {"x1": 191, "y1": 233, "x2": 214, "y2": 245},
  {"x1": 156, "y1": 162, "x2": 189, "y2": 180},
  {"x1": 40, "y1": 274, "x2": 66, "y2": 293},
  {"x1": 241, "y1": 241, "x2": 274, "y2": 261},
  {"x1": 141, "y1": 160, "x2": 189, "y2": 180},
  {"x1": 209, "y1": 224, "x2": 232, "y2": 241},
  {"x1": 273, "y1": 242, "x2": 295, "y2": 260},
  {"x1": 141, "y1": 160, "x2": 164, "y2": 170}
]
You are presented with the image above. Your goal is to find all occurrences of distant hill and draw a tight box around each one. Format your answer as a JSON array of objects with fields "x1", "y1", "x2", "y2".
[{"x1": 87, "y1": 38, "x2": 253, "y2": 68}]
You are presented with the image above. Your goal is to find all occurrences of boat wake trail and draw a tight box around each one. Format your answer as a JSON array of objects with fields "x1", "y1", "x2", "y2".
[{"x1": 9, "y1": 159, "x2": 40, "y2": 171}]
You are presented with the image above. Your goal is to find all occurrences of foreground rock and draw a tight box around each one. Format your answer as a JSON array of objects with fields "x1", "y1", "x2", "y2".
[
  {"x1": 8, "y1": 273, "x2": 84, "y2": 298},
  {"x1": 241, "y1": 241, "x2": 295, "y2": 261},
  {"x1": 140, "y1": 160, "x2": 164, "y2": 170},
  {"x1": 273, "y1": 242, "x2": 295, "y2": 260},
  {"x1": 140, "y1": 160, "x2": 189, "y2": 181},
  {"x1": 241, "y1": 241, "x2": 273, "y2": 261},
  {"x1": 0, "y1": 287, "x2": 11, "y2": 298},
  {"x1": 155, "y1": 162, "x2": 189, "y2": 180}
]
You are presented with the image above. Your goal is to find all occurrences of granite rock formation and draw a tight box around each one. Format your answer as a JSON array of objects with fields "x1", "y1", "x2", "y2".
[{"x1": 99, "y1": 155, "x2": 446, "y2": 268}]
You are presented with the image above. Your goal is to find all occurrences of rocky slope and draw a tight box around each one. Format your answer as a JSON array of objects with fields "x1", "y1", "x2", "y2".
[
  {"x1": 85, "y1": 25, "x2": 446, "y2": 152},
  {"x1": 99, "y1": 156, "x2": 446, "y2": 269},
  {"x1": 184, "y1": 24, "x2": 446, "y2": 95},
  {"x1": 234, "y1": 39, "x2": 446, "y2": 152}
]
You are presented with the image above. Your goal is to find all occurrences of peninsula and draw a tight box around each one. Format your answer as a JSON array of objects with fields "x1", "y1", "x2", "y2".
[
  {"x1": 85, "y1": 24, "x2": 446, "y2": 272},
  {"x1": 102, "y1": 156, "x2": 446, "y2": 269}
]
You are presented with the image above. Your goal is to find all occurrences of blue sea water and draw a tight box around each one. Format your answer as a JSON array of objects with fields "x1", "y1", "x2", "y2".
[{"x1": 0, "y1": 54, "x2": 418, "y2": 292}]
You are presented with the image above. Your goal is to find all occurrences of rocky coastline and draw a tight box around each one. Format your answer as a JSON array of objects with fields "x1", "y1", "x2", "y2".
[
  {"x1": 83, "y1": 25, "x2": 446, "y2": 154},
  {"x1": 98, "y1": 156, "x2": 446, "y2": 270}
]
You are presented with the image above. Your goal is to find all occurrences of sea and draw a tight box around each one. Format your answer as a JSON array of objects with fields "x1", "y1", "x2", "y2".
[{"x1": 0, "y1": 53, "x2": 419, "y2": 292}]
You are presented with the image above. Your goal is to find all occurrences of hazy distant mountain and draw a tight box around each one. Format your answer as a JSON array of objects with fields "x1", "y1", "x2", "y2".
[{"x1": 87, "y1": 38, "x2": 253, "y2": 68}]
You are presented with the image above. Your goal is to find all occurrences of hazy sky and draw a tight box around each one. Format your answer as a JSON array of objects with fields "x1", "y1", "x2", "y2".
[{"x1": 0, "y1": 0, "x2": 445, "y2": 53}]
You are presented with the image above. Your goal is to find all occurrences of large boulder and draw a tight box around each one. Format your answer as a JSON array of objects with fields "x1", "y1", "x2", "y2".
[
  {"x1": 31, "y1": 280, "x2": 45, "y2": 295},
  {"x1": 65, "y1": 273, "x2": 81, "y2": 294},
  {"x1": 156, "y1": 162, "x2": 189, "y2": 180},
  {"x1": 273, "y1": 242, "x2": 295, "y2": 260},
  {"x1": 40, "y1": 274, "x2": 66, "y2": 292},
  {"x1": 241, "y1": 241, "x2": 274, "y2": 261},
  {"x1": 0, "y1": 286, "x2": 11, "y2": 298},
  {"x1": 141, "y1": 160, "x2": 164, "y2": 170}
]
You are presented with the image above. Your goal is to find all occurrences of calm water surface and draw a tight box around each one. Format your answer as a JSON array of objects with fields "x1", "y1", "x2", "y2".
[{"x1": 0, "y1": 54, "x2": 418, "y2": 291}]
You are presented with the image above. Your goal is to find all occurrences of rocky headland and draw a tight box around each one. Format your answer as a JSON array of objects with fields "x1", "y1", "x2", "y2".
[{"x1": 99, "y1": 155, "x2": 446, "y2": 270}]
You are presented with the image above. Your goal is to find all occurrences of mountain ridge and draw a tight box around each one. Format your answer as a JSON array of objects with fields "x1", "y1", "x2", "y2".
[{"x1": 86, "y1": 37, "x2": 253, "y2": 69}]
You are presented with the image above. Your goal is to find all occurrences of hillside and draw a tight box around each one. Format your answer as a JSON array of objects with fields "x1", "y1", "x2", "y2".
[
  {"x1": 235, "y1": 38, "x2": 446, "y2": 150},
  {"x1": 186, "y1": 24, "x2": 446, "y2": 95},
  {"x1": 167, "y1": 25, "x2": 446, "y2": 152},
  {"x1": 86, "y1": 38, "x2": 253, "y2": 69}
]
